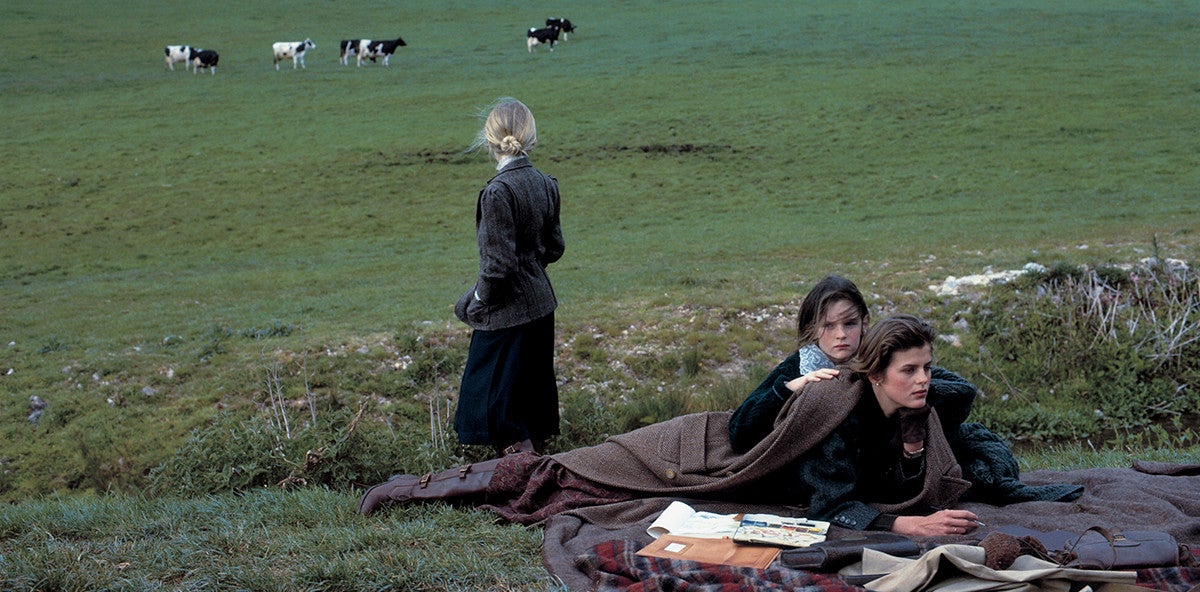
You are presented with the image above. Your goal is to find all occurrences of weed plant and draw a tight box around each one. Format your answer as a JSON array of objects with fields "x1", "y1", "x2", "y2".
[{"x1": 938, "y1": 258, "x2": 1200, "y2": 445}]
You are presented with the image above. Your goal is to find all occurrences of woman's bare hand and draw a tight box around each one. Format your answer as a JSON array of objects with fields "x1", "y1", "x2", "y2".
[
  {"x1": 785, "y1": 368, "x2": 840, "y2": 394},
  {"x1": 891, "y1": 510, "x2": 982, "y2": 537}
]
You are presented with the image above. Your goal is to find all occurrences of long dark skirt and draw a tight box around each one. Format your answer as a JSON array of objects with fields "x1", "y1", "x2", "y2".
[{"x1": 454, "y1": 312, "x2": 559, "y2": 447}]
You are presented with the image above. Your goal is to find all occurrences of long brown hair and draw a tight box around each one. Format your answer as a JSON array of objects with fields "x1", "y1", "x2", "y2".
[{"x1": 796, "y1": 275, "x2": 869, "y2": 346}]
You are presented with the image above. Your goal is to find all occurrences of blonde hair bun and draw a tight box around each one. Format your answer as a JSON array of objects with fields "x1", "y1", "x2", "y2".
[{"x1": 500, "y1": 135, "x2": 523, "y2": 153}]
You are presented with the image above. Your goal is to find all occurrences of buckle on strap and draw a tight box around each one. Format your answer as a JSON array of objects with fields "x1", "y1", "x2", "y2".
[
  {"x1": 418, "y1": 473, "x2": 432, "y2": 487},
  {"x1": 458, "y1": 465, "x2": 471, "y2": 479}
]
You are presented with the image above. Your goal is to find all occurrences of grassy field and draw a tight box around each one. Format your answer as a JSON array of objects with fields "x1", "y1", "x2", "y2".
[{"x1": 2, "y1": 0, "x2": 1199, "y2": 589}]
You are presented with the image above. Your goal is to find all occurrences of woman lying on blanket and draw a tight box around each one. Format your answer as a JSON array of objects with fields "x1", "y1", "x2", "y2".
[
  {"x1": 727, "y1": 274, "x2": 977, "y2": 453},
  {"x1": 726, "y1": 275, "x2": 1081, "y2": 505},
  {"x1": 359, "y1": 314, "x2": 985, "y2": 537}
]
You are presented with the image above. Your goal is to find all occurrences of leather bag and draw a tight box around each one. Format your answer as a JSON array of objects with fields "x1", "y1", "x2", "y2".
[
  {"x1": 993, "y1": 525, "x2": 1195, "y2": 570},
  {"x1": 1062, "y1": 527, "x2": 1194, "y2": 570}
]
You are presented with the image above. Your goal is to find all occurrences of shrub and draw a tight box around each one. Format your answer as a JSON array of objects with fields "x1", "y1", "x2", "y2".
[
  {"x1": 146, "y1": 407, "x2": 440, "y2": 496},
  {"x1": 963, "y1": 257, "x2": 1198, "y2": 443}
]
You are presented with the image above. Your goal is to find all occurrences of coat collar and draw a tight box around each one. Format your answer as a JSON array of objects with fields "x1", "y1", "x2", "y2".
[{"x1": 489, "y1": 156, "x2": 532, "y2": 180}]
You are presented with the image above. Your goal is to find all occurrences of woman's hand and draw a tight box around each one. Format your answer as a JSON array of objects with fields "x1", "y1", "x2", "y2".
[
  {"x1": 891, "y1": 510, "x2": 982, "y2": 537},
  {"x1": 785, "y1": 368, "x2": 840, "y2": 394}
]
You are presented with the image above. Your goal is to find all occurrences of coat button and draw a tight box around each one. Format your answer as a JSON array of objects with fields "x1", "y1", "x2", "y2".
[{"x1": 665, "y1": 469, "x2": 677, "y2": 479}]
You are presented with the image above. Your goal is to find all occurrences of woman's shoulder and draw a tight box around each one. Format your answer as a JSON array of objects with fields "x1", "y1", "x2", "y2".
[
  {"x1": 800, "y1": 367, "x2": 862, "y2": 400},
  {"x1": 782, "y1": 369, "x2": 863, "y2": 417}
]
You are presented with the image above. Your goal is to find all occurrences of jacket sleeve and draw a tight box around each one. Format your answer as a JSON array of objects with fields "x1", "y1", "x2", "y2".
[
  {"x1": 474, "y1": 184, "x2": 518, "y2": 305},
  {"x1": 540, "y1": 175, "x2": 565, "y2": 267},
  {"x1": 928, "y1": 366, "x2": 979, "y2": 442},
  {"x1": 728, "y1": 355, "x2": 800, "y2": 453}
]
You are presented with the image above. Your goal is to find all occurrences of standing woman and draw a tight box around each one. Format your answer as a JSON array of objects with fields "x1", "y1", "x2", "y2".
[{"x1": 453, "y1": 98, "x2": 565, "y2": 456}]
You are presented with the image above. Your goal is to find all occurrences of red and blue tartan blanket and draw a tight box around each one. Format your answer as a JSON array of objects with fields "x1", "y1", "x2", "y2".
[
  {"x1": 543, "y1": 466, "x2": 1200, "y2": 591},
  {"x1": 574, "y1": 540, "x2": 1200, "y2": 592}
]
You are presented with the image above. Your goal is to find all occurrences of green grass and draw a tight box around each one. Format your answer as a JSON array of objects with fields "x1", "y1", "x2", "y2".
[
  {"x1": 4, "y1": 0, "x2": 1197, "y2": 351},
  {"x1": 0, "y1": 490, "x2": 557, "y2": 591},
  {"x1": 2, "y1": 0, "x2": 1200, "y2": 588}
]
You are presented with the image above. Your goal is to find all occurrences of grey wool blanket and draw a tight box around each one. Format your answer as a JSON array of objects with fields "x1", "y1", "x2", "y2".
[{"x1": 540, "y1": 462, "x2": 1200, "y2": 591}]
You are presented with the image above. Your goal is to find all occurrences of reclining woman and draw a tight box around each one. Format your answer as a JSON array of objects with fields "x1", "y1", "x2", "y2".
[
  {"x1": 726, "y1": 275, "x2": 1080, "y2": 505},
  {"x1": 360, "y1": 314, "x2": 983, "y2": 537},
  {"x1": 727, "y1": 274, "x2": 977, "y2": 453}
]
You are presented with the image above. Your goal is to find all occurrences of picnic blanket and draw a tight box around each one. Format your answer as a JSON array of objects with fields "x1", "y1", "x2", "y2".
[{"x1": 541, "y1": 463, "x2": 1200, "y2": 591}]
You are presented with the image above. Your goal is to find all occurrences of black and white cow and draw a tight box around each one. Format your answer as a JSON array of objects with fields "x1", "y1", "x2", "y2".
[
  {"x1": 164, "y1": 45, "x2": 199, "y2": 71},
  {"x1": 192, "y1": 49, "x2": 219, "y2": 75},
  {"x1": 357, "y1": 36, "x2": 407, "y2": 67},
  {"x1": 527, "y1": 26, "x2": 560, "y2": 53},
  {"x1": 272, "y1": 38, "x2": 316, "y2": 70},
  {"x1": 545, "y1": 18, "x2": 576, "y2": 41},
  {"x1": 339, "y1": 39, "x2": 361, "y2": 65}
]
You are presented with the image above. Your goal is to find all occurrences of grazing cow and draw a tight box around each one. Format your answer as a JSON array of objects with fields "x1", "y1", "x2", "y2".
[
  {"x1": 339, "y1": 39, "x2": 361, "y2": 65},
  {"x1": 357, "y1": 36, "x2": 406, "y2": 67},
  {"x1": 527, "y1": 26, "x2": 560, "y2": 53},
  {"x1": 192, "y1": 49, "x2": 219, "y2": 74},
  {"x1": 545, "y1": 18, "x2": 576, "y2": 41},
  {"x1": 164, "y1": 45, "x2": 199, "y2": 71},
  {"x1": 272, "y1": 38, "x2": 316, "y2": 70}
]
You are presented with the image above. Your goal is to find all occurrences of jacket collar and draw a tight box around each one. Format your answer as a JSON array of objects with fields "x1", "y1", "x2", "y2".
[{"x1": 491, "y1": 156, "x2": 532, "y2": 179}]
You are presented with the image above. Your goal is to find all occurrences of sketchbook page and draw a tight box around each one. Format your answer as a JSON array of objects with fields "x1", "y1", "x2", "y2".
[
  {"x1": 646, "y1": 501, "x2": 742, "y2": 539},
  {"x1": 733, "y1": 514, "x2": 831, "y2": 548},
  {"x1": 647, "y1": 501, "x2": 697, "y2": 539}
]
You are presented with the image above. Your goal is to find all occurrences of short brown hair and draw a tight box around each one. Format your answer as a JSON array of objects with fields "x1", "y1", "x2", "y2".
[{"x1": 849, "y1": 314, "x2": 936, "y2": 378}]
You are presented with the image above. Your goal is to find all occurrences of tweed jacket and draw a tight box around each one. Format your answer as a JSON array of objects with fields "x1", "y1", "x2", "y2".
[
  {"x1": 455, "y1": 157, "x2": 565, "y2": 331},
  {"x1": 553, "y1": 369, "x2": 971, "y2": 519}
]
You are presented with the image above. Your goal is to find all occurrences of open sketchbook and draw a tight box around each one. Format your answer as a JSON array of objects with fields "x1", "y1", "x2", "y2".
[
  {"x1": 637, "y1": 501, "x2": 830, "y2": 569},
  {"x1": 645, "y1": 501, "x2": 829, "y2": 547}
]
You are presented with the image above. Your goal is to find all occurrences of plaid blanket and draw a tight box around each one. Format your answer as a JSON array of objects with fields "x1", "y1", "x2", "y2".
[
  {"x1": 544, "y1": 466, "x2": 1200, "y2": 591},
  {"x1": 574, "y1": 541, "x2": 1200, "y2": 592}
]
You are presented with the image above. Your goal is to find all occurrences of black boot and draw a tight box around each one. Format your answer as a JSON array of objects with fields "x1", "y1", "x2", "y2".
[{"x1": 358, "y1": 458, "x2": 501, "y2": 516}]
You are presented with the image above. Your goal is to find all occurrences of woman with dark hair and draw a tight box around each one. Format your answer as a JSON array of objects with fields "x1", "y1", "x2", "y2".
[
  {"x1": 728, "y1": 275, "x2": 872, "y2": 451},
  {"x1": 360, "y1": 314, "x2": 982, "y2": 536}
]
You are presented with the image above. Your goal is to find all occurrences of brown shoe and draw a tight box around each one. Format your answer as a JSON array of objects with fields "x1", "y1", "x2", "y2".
[
  {"x1": 358, "y1": 474, "x2": 421, "y2": 515},
  {"x1": 358, "y1": 458, "x2": 502, "y2": 516}
]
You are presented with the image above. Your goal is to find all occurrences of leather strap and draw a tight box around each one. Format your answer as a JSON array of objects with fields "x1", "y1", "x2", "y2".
[{"x1": 1064, "y1": 526, "x2": 1118, "y2": 569}]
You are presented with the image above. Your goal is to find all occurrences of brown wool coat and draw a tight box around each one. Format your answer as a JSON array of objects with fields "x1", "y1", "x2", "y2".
[{"x1": 553, "y1": 369, "x2": 971, "y2": 516}]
